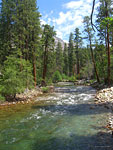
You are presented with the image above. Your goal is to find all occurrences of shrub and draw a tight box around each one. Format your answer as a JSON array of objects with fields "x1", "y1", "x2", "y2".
[
  {"x1": 0, "y1": 56, "x2": 34, "y2": 100},
  {"x1": 68, "y1": 76, "x2": 76, "y2": 82},
  {"x1": 41, "y1": 87, "x2": 49, "y2": 93},
  {"x1": 0, "y1": 94, "x2": 5, "y2": 101},
  {"x1": 62, "y1": 74, "x2": 68, "y2": 80},
  {"x1": 52, "y1": 71, "x2": 62, "y2": 83},
  {"x1": 45, "y1": 78, "x2": 53, "y2": 86}
]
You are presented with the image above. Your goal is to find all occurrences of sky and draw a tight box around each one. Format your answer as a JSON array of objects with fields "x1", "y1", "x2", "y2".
[{"x1": 37, "y1": 0, "x2": 100, "y2": 42}]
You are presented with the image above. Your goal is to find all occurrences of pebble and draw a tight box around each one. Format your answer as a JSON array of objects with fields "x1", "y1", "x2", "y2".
[
  {"x1": 0, "y1": 88, "x2": 43, "y2": 107},
  {"x1": 95, "y1": 87, "x2": 113, "y2": 132}
]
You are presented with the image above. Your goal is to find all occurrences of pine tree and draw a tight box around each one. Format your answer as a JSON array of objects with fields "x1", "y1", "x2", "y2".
[
  {"x1": 68, "y1": 33, "x2": 74, "y2": 76},
  {"x1": 96, "y1": 0, "x2": 113, "y2": 85},
  {"x1": 41, "y1": 24, "x2": 56, "y2": 86},
  {"x1": 74, "y1": 28, "x2": 82, "y2": 75},
  {"x1": 83, "y1": 16, "x2": 100, "y2": 83},
  {"x1": 63, "y1": 43, "x2": 68, "y2": 75},
  {"x1": 0, "y1": 0, "x2": 41, "y2": 96},
  {"x1": 56, "y1": 41, "x2": 63, "y2": 73},
  {"x1": 12, "y1": 0, "x2": 41, "y2": 87},
  {"x1": 0, "y1": 0, "x2": 16, "y2": 64},
  {"x1": 0, "y1": 0, "x2": 41, "y2": 88},
  {"x1": 0, "y1": 55, "x2": 33, "y2": 100}
]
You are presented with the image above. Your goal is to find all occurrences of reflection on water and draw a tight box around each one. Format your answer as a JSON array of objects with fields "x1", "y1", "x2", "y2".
[{"x1": 0, "y1": 83, "x2": 112, "y2": 150}]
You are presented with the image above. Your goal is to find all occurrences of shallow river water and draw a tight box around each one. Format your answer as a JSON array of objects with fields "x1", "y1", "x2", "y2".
[{"x1": 0, "y1": 83, "x2": 113, "y2": 150}]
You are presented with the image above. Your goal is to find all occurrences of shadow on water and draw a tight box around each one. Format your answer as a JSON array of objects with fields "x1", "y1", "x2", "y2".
[
  {"x1": 32, "y1": 132, "x2": 113, "y2": 150},
  {"x1": 32, "y1": 103, "x2": 112, "y2": 116}
]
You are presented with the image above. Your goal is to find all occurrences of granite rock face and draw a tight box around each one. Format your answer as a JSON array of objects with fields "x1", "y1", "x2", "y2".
[{"x1": 54, "y1": 36, "x2": 68, "y2": 50}]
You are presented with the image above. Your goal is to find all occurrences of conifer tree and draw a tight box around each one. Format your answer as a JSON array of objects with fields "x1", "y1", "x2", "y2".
[
  {"x1": 0, "y1": 0, "x2": 41, "y2": 94},
  {"x1": 83, "y1": 16, "x2": 100, "y2": 83},
  {"x1": 68, "y1": 33, "x2": 74, "y2": 76},
  {"x1": 41, "y1": 24, "x2": 56, "y2": 86},
  {"x1": 56, "y1": 41, "x2": 63, "y2": 73},
  {"x1": 63, "y1": 43, "x2": 68, "y2": 75},
  {"x1": 0, "y1": 0, "x2": 41, "y2": 88},
  {"x1": 96, "y1": 0, "x2": 112, "y2": 85},
  {"x1": 0, "y1": 0, "x2": 15, "y2": 63},
  {"x1": 74, "y1": 28, "x2": 82, "y2": 75},
  {"x1": 12, "y1": 0, "x2": 41, "y2": 87}
]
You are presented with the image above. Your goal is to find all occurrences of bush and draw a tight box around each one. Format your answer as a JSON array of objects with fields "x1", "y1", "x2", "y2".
[
  {"x1": 46, "y1": 78, "x2": 53, "y2": 86},
  {"x1": 62, "y1": 74, "x2": 68, "y2": 80},
  {"x1": 0, "y1": 94, "x2": 5, "y2": 101},
  {"x1": 41, "y1": 87, "x2": 49, "y2": 93},
  {"x1": 52, "y1": 71, "x2": 62, "y2": 83},
  {"x1": 68, "y1": 76, "x2": 76, "y2": 82},
  {"x1": 0, "y1": 56, "x2": 34, "y2": 100}
]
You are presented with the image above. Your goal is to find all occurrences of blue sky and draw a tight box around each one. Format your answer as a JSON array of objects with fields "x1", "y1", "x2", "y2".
[{"x1": 37, "y1": 0, "x2": 100, "y2": 42}]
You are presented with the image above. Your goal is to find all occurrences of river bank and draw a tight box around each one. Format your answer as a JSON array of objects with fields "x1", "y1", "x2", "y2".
[
  {"x1": 0, "y1": 88, "x2": 42, "y2": 107},
  {"x1": 95, "y1": 86, "x2": 113, "y2": 134},
  {"x1": 0, "y1": 86, "x2": 55, "y2": 107}
]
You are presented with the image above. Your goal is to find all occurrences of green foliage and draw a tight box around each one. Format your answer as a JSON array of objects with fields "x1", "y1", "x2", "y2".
[
  {"x1": 56, "y1": 42, "x2": 63, "y2": 73},
  {"x1": 62, "y1": 74, "x2": 68, "y2": 80},
  {"x1": 0, "y1": 94, "x2": 5, "y2": 101},
  {"x1": 0, "y1": 0, "x2": 41, "y2": 87},
  {"x1": 41, "y1": 24, "x2": 56, "y2": 85},
  {"x1": 68, "y1": 33, "x2": 75, "y2": 76},
  {"x1": 80, "y1": 62, "x2": 93, "y2": 79},
  {"x1": 45, "y1": 78, "x2": 53, "y2": 86},
  {"x1": 68, "y1": 76, "x2": 76, "y2": 82},
  {"x1": 0, "y1": 56, "x2": 33, "y2": 99},
  {"x1": 52, "y1": 71, "x2": 62, "y2": 83},
  {"x1": 63, "y1": 43, "x2": 68, "y2": 75},
  {"x1": 41, "y1": 87, "x2": 49, "y2": 93}
]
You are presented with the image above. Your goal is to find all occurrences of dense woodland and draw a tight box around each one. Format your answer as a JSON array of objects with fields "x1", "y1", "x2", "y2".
[{"x1": 0, "y1": 0, "x2": 113, "y2": 101}]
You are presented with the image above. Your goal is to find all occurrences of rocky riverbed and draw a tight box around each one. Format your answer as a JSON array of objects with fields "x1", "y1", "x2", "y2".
[
  {"x1": 0, "y1": 86, "x2": 55, "y2": 107},
  {"x1": 0, "y1": 88, "x2": 43, "y2": 107},
  {"x1": 95, "y1": 87, "x2": 113, "y2": 133}
]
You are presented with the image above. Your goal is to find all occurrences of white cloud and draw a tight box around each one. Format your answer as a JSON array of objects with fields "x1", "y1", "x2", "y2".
[
  {"x1": 50, "y1": 10, "x2": 54, "y2": 14},
  {"x1": 47, "y1": 18, "x2": 52, "y2": 24},
  {"x1": 55, "y1": 11, "x2": 72, "y2": 25},
  {"x1": 40, "y1": 19, "x2": 46, "y2": 25},
  {"x1": 63, "y1": 1, "x2": 83, "y2": 9},
  {"x1": 41, "y1": 0, "x2": 100, "y2": 41},
  {"x1": 56, "y1": 30, "x2": 63, "y2": 39}
]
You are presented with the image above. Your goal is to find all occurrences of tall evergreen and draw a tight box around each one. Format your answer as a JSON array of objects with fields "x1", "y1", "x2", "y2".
[
  {"x1": 68, "y1": 33, "x2": 74, "y2": 76},
  {"x1": 74, "y1": 28, "x2": 82, "y2": 75},
  {"x1": 0, "y1": 0, "x2": 15, "y2": 63},
  {"x1": 0, "y1": 0, "x2": 41, "y2": 87},
  {"x1": 41, "y1": 24, "x2": 56, "y2": 86},
  {"x1": 56, "y1": 41, "x2": 63, "y2": 73},
  {"x1": 63, "y1": 43, "x2": 68, "y2": 75},
  {"x1": 83, "y1": 16, "x2": 100, "y2": 83},
  {"x1": 13, "y1": 0, "x2": 41, "y2": 87},
  {"x1": 96, "y1": 0, "x2": 113, "y2": 85},
  {"x1": 0, "y1": 0, "x2": 41, "y2": 97}
]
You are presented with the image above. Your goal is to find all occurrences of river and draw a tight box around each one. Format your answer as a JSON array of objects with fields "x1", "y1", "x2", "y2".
[{"x1": 0, "y1": 82, "x2": 112, "y2": 150}]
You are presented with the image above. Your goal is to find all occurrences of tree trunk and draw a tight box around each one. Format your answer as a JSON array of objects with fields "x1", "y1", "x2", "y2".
[
  {"x1": 76, "y1": 50, "x2": 79, "y2": 74},
  {"x1": 105, "y1": 1, "x2": 110, "y2": 86},
  {"x1": 33, "y1": 54, "x2": 37, "y2": 88},
  {"x1": 90, "y1": 40, "x2": 100, "y2": 83},
  {"x1": 42, "y1": 46, "x2": 48, "y2": 86},
  {"x1": 107, "y1": 25, "x2": 110, "y2": 86}
]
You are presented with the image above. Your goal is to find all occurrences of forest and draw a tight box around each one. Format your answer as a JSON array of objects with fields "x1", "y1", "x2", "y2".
[{"x1": 0, "y1": 0, "x2": 113, "y2": 101}]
